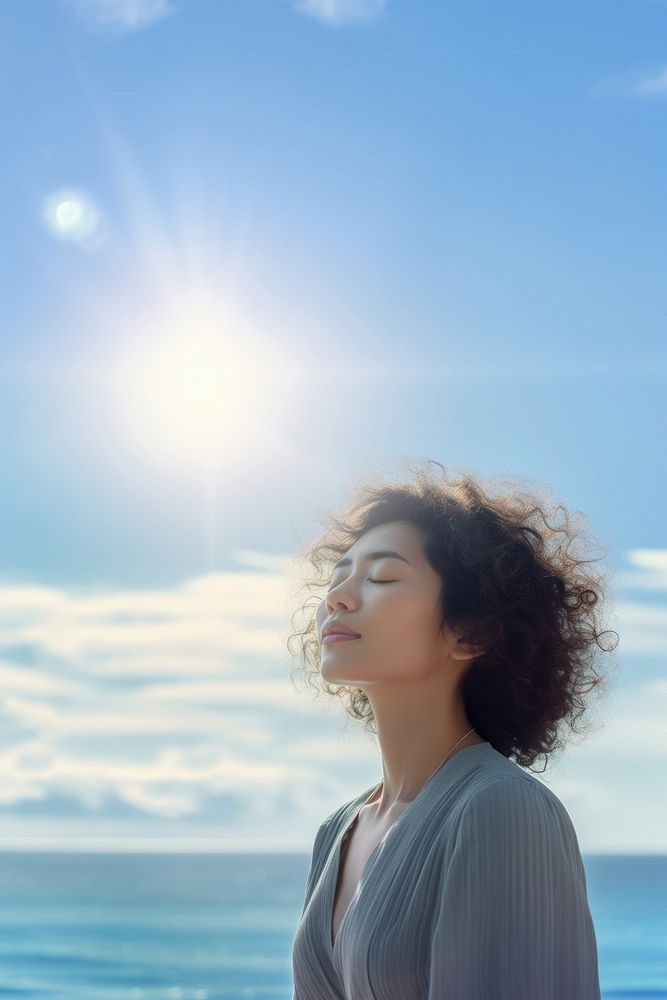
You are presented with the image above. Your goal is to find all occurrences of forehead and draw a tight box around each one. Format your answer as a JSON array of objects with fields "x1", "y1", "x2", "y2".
[{"x1": 335, "y1": 521, "x2": 423, "y2": 567}]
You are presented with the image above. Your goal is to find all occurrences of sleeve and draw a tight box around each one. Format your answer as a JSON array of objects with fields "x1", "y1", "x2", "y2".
[{"x1": 428, "y1": 777, "x2": 601, "y2": 1000}]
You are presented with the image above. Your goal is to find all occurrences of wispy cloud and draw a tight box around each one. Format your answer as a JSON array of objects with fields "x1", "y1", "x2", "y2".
[
  {"x1": 594, "y1": 64, "x2": 667, "y2": 99},
  {"x1": 613, "y1": 548, "x2": 667, "y2": 591},
  {"x1": 293, "y1": 0, "x2": 385, "y2": 27},
  {"x1": 626, "y1": 64, "x2": 667, "y2": 97},
  {"x1": 67, "y1": 0, "x2": 176, "y2": 34}
]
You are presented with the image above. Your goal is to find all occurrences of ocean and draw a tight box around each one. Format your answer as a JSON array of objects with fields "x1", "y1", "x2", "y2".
[{"x1": 0, "y1": 852, "x2": 664, "y2": 999}]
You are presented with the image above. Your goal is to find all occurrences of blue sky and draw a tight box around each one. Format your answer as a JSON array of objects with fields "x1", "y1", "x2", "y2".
[{"x1": 1, "y1": 0, "x2": 666, "y2": 853}]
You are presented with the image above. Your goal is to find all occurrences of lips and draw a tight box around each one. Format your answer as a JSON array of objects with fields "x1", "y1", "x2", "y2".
[{"x1": 322, "y1": 620, "x2": 361, "y2": 639}]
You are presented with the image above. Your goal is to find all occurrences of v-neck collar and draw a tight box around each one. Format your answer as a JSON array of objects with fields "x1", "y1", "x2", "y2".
[{"x1": 328, "y1": 740, "x2": 494, "y2": 958}]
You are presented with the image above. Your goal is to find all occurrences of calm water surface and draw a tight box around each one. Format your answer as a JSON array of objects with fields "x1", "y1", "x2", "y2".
[{"x1": 0, "y1": 852, "x2": 663, "y2": 999}]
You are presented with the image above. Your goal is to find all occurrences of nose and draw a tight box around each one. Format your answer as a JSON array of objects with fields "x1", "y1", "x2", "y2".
[{"x1": 324, "y1": 581, "x2": 354, "y2": 613}]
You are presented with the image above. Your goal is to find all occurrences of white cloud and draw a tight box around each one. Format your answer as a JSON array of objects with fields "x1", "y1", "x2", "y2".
[
  {"x1": 0, "y1": 660, "x2": 87, "y2": 697},
  {"x1": 137, "y1": 679, "x2": 301, "y2": 707},
  {"x1": 294, "y1": 0, "x2": 385, "y2": 27},
  {"x1": 614, "y1": 548, "x2": 667, "y2": 589},
  {"x1": 0, "y1": 571, "x2": 291, "y2": 662},
  {"x1": 2, "y1": 693, "x2": 265, "y2": 737},
  {"x1": 0, "y1": 733, "x2": 312, "y2": 811},
  {"x1": 0, "y1": 562, "x2": 337, "y2": 844},
  {"x1": 68, "y1": 0, "x2": 176, "y2": 34},
  {"x1": 0, "y1": 547, "x2": 665, "y2": 850},
  {"x1": 539, "y1": 681, "x2": 667, "y2": 853},
  {"x1": 609, "y1": 600, "x2": 667, "y2": 656}
]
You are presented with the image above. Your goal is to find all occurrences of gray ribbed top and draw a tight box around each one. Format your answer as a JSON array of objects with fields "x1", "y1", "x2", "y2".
[{"x1": 291, "y1": 740, "x2": 601, "y2": 999}]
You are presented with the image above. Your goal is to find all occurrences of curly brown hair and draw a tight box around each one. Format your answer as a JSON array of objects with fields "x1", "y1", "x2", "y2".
[{"x1": 286, "y1": 459, "x2": 620, "y2": 773}]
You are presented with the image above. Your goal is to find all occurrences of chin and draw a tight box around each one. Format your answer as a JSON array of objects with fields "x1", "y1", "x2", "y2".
[{"x1": 320, "y1": 664, "x2": 349, "y2": 683}]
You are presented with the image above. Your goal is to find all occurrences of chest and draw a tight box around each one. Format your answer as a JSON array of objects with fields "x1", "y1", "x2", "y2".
[{"x1": 330, "y1": 805, "x2": 409, "y2": 948}]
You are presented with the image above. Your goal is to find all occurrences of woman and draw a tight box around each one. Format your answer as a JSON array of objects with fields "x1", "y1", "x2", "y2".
[{"x1": 288, "y1": 460, "x2": 618, "y2": 999}]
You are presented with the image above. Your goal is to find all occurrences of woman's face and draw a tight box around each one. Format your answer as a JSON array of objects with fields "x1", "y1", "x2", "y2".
[{"x1": 316, "y1": 520, "x2": 453, "y2": 686}]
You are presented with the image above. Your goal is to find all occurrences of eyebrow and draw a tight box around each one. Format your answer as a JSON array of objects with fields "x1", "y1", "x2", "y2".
[{"x1": 332, "y1": 549, "x2": 412, "y2": 572}]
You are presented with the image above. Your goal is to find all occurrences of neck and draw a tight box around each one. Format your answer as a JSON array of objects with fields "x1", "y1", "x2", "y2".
[{"x1": 366, "y1": 685, "x2": 483, "y2": 815}]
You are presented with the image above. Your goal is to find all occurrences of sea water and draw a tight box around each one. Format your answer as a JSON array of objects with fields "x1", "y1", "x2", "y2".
[{"x1": 0, "y1": 852, "x2": 663, "y2": 999}]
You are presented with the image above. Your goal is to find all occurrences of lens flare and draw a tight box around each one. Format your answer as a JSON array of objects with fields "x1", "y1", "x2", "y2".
[{"x1": 43, "y1": 189, "x2": 107, "y2": 248}]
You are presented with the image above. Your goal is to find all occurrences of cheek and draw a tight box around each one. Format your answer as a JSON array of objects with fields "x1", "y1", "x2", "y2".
[
  {"x1": 369, "y1": 596, "x2": 429, "y2": 638},
  {"x1": 375, "y1": 599, "x2": 438, "y2": 646}
]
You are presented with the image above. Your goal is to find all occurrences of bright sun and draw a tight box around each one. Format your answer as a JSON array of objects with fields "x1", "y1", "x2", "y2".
[{"x1": 114, "y1": 300, "x2": 286, "y2": 469}]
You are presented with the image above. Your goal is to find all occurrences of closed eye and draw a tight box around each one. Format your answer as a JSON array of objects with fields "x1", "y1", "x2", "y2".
[{"x1": 325, "y1": 577, "x2": 396, "y2": 593}]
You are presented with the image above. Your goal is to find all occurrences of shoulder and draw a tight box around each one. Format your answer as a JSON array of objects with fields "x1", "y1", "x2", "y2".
[
  {"x1": 463, "y1": 771, "x2": 576, "y2": 828},
  {"x1": 435, "y1": 741, "x2": 574, "y2": 825},
  {"x1": 454, "y1": 772, "x2": 584, "y2": 871}
]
